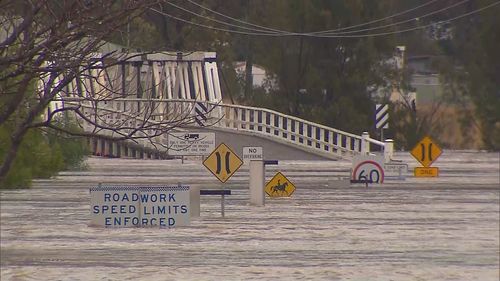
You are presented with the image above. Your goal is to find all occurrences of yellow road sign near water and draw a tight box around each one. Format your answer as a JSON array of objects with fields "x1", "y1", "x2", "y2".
[
  {"x1": 410, "y1": 136, "x2": 442, "y2": 167},
  {"x1": 265, "y1": 172, "x2": 296, "y2": 197},
  {"x1": 203, "y1": 143, "x2": 243, "y2": 183},
  {"x1": 414, "y1": 167, "x2": 439, "y2": 177}
]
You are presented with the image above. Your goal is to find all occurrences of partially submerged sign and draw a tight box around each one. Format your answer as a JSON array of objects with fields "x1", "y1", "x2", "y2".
[
  {"x1": 265, "y1": 172, "x2": 296, "y2": 197},
  {"x1": 90, "y1": 186, "x2": 190, "y2": 228},
  {"x1": 414, "y1": 167, "x2": 439, "y2": 177},
  {"x1": 410, "y1": 136, "x2": 442, "y2": 167},
  {"x1": 352, "y1": 155, "x2": 385, "y2": 184},
  {"x1": 243, "y1": 146, "x2": 263, "y2": 164},
  {"x1": 168, "y1": 132, "x2": 215, "y2": 156},
  {"x1": 203, "y1": 143, "x2": 243, "y2": 183},
  {"x1": 410, "y1": 136, "x2": 442, "y2": 177},
  {"x1": 385, "y1": 162, "x2": 408, "y2": 180}
]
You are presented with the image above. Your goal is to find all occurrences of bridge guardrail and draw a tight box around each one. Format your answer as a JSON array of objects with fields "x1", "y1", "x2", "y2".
[{"x1": 55, "y1": 98, "x2": 392, "y2": 160}]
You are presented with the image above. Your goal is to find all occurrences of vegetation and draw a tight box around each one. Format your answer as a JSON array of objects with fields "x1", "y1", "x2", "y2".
[
  {"x1": 0, "y1": 120, "x2": 88, "y2": 188},
  {"x1": 0, "y1": 0, "x2": 163, "y2": 187},
  {"x1": 117, "y1": 0, "x2": 498, "y2": 150},
  {"x1": 1, "y1": 0, "x2": 498, "y2": 187}
]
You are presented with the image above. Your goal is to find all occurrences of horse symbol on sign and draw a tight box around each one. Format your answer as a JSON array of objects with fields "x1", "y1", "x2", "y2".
[
  {"x1": 265, "y1": 172, "x2": 295, "y2": 197},
  {"x1": 270, "y1": 180, "x2": 289, "y2": 196}
]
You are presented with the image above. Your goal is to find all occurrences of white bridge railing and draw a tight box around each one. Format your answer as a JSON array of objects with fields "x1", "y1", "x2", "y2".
[{"x1": 60, "y1": 98, "x2": 393, "y2": 161}]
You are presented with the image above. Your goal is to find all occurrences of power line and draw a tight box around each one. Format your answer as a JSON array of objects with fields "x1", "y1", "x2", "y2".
[
  {"x1": 186, "y1": 0, "x2": 443, "y2": 35},
  {"x1": 152, "y1": 1, "x2": 500, "y2": 38},
  {"x1": 165, "y1": 1, "x2": 278, "y2": 34},
  {"x1": 179, "y1": 0, "x2": 470, "y2": 35},
  {"x1": 317, "y1": 0, "x2": 471, "y2": 35}
]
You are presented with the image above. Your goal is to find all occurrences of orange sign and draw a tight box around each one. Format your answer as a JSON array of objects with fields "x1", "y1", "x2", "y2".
[
  {"x1": 414, "y1": 167, "x2": 439, "y2": 177},
  {"x1": 203, "y1": 143, "x2": 243, "y2": 183},
  {"x1": 265, "y1": 172, "x2": 296, "y2": 197},
  {"x1": 410, "y1": 136, "x2": 442, "y2": 167}
]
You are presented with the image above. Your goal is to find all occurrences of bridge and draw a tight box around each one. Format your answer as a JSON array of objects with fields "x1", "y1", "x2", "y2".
[{"x1": 46, "y1": 51, "x2": 393, "y2": 162}]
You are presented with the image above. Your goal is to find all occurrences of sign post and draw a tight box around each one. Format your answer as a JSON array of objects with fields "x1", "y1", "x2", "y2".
[
  {"x1": 90, "y1": 186, "x2": 190, "y2": 228},
  {"x1": 410, "y1": 136, "x2": 442, "y2": 177},
  {"x1": 375, "y1": 104, "x2": 389, "y2": 141},
  {"x1": 203, "y1": 143, "x2": 243, "y2": 183},
  {"x1": 243, "y1": 146, "x2": 263, "y2": 164},
  {"x1": 352, "y1": 155, "x2": 385, "y2": 184},
  {"x1": 265, "y1": 172, "x2": 296, "y2": 197}
]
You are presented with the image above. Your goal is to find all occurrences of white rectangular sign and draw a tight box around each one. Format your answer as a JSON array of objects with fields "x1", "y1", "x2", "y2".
[
  {"x1": 384, "y1": 162, "x2": 408, "y2": 180},
  {"x1": 90, "y1": 186, "x2": 190, "y2": 228},
  {"x1": 167, "y1": 132, "x2": 215, "y2": 156},
  {"x1": 243, "y1": 146, "x2": 263, "y2": 164}
]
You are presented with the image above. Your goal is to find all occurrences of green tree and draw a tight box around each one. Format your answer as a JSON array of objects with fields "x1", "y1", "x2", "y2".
[
  {"x1": 0, "y1": 0, "x2": 161, "y2": 184},
  {"x1": 444, "y1": 5, "x2": 500, "y2": 150}
]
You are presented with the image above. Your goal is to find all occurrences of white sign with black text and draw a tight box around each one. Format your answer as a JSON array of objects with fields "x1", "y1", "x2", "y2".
[
  {"x1": 243, "y1": 146, "x2": 263, "y2": 164},
  {"x1": 89, "y1": 186, "x2": 190, "y2": 228},
  {"x1": 384, "y1": 162, "x2": 408, "y2": 180},
  {"x1": 167, "y1": 132, "x2": 215, "y2": 156}
]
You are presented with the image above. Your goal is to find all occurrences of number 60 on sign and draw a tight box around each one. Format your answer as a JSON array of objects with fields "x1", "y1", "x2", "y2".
[{"x1": 351, "y1": 155, "x2": 385, "y2": 184}]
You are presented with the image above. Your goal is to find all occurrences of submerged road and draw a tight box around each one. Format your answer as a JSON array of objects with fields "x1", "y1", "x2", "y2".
[{"x1": 1, "y1": 151, "x2": 499, "y2": 280}]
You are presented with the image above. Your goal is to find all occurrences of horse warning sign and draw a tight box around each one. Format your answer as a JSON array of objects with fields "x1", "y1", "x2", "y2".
[{"x1": 265, "y1": 172, "x2": 296, "y2": 197}]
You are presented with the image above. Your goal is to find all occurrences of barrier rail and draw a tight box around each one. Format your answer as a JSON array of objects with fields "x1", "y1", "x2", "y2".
[{"x1": 57, "y1": 98, "x2": 392, "y2": 160}]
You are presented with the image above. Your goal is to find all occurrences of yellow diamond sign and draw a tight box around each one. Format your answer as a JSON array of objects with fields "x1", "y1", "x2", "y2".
[
  {"x1": 203, "y1": 143, "x2": 243, "y2": 183},
  {"x1": 265, "y1": 172, "x2": 296, "y2": 197},
  {"x1": 410, "y1": 136, "x2": 442, "y2": 167}
]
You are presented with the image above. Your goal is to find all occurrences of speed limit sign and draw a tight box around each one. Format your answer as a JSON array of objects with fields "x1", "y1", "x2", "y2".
[{"x1": 352, "y1": 155, "x2": 385, "y2": 184}]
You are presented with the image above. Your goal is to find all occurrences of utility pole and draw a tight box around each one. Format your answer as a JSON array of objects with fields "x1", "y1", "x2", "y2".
[{"x1": 244, "y1": 0, "x2": 253, "y2": 99}]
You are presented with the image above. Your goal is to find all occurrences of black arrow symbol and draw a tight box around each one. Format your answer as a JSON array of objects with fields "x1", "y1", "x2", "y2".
[
  {"x1": 215, "y1": 152, "x2": 221, "y2": 174},
  {"x1": 225, "y1": 151, "x2": 231, "y2": 174},
  {"x1": 428, "y1": 143, "x2": 433, "y2": 162}
]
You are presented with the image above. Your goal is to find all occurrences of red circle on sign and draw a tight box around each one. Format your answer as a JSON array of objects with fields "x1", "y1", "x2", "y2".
[{"x1": 352, "y1": 160, "x2": 385, "y2": 183}]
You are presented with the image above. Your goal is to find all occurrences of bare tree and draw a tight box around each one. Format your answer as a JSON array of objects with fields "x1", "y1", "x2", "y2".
[{"x1": 0, "y1": 0, "x2": 216, "y2": 182}]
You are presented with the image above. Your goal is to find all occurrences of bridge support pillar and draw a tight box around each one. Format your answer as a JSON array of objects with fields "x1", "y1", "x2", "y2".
[
  {"x1": 249, "y1": 160, "x2": 265, "y2": 206},
  {"x1": 123, "y1": 145, "x2": 129, "y2": 158},
  {"x1": 384, "y1": 139, "x2": 394, "y2": 163},
  {"x1": 103, "y1": 140, "x2": 110, "y2": 157},
  {"x1": 113, "y1": 142, "x2": 120, "y2": 158},
  {"x1": 95, "y1": 138, "x2": 105, "y2": 156}
]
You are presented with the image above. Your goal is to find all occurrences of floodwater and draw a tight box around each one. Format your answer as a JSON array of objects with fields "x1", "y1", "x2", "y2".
[{"x1": 1, "y1": 151, "x2": 499, "y2": 280}]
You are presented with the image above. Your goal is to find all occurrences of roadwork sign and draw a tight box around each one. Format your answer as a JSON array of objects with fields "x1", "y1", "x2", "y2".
[
  {"x1": 89, "y1": 186, "x2": 190, "y2": 228},
  {"x1": 410, "y1": 136, "x2": 442, "y2": 167},
  {"x1": 414, "y1": 167, "x2": 439, "y2": 177},
  {"x1": 265, "y1": 172, "x2": 296, "y2": 197},
  {"x1": 203, "y1": 143, "x2": 243, "y2": 183}
]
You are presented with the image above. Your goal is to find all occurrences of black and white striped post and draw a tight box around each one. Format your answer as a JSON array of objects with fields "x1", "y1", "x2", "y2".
[
  {"x1": 194, "y1": 102, "x2": 209, "y2": 126},
  {"x1": 375, "y1": 104, "x2": 389, "y2": 141}
]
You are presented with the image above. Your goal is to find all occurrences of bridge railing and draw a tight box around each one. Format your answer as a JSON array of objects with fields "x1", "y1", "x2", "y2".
[
  {"x1": 57, "y1": 98, "x2": 392, "y2": 160},
  {"x1": 208, "y1": 102, "x2": 389, "y2": 159}
]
